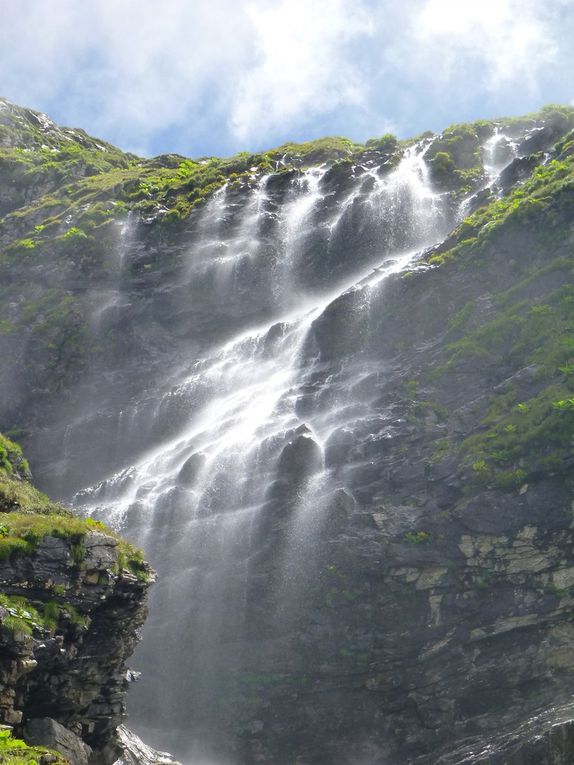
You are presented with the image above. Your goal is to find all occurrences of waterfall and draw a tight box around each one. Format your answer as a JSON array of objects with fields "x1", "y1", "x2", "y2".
[
  {"x1": 73, "y1": 136, "x2": 518, "y2": 763},
  {"x1": 482, "y1": 128, "x2": 519, "y2": 187}
]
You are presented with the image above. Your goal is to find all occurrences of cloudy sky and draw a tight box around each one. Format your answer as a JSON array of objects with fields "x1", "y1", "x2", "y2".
[{"x1": 1, "y1": 0, "x2": 573, "y2": 158}]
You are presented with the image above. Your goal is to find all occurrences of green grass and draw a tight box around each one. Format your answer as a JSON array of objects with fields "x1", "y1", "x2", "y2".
[
  {"x1": 0, "y1": 433, "x2": 151, "y2": 580},
  {"x1": 0, "y1": 469, "x2": 63, "y2": 515},
  {"x1": 0, "y1": 509, "x2": 151, "y2": 580},
  {"x1": 461, "y1": 384, "x2": 574, "y2": 485},
  {"x1": 435, "y1": 282, "x2": 574, "y2": 488},
  {"x1": 0, "y1": 434, "x2": 29, "y2": 477},
  {"x1": 429, "y1": 155, "x2": 574, "y2": 267}
]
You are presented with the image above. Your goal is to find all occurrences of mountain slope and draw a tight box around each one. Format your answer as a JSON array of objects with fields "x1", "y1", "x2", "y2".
[{"x1": 1, "y1": 98, "x2": 574, "y2": 764}]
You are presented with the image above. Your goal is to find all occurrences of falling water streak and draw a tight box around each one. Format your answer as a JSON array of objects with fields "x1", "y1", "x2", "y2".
[
  {"x1": 274, "y1": 165, "x2": 329, "y2": 304},
  {"x1": 88, "y1": 210, "x2": 135, "y2": 331},
  {"x1": 482, "y1": 127, "x2": 519, "y2": 186},
  {"x1": 185, "y1": 183, "x2": 229, "y2": 277},
  {"x1": 233, "y1": 174, "x2": 270, "y2": 257},
  {"x1": 457, "y1": 127, "x2": 521, "y2": 222}
]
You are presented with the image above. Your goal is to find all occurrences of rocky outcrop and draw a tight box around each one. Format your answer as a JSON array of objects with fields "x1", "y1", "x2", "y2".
[
  {"x1": 0, "y1": 436, "x2": 162, "y2": 765},
  {"x1": 0, "y1": 525, "x2": 154, "y2": 763}
]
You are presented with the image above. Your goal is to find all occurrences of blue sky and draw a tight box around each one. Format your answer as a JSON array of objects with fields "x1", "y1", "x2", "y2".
[{"x1": 1, "y1": 0, "x2": 573, "y2": 159}]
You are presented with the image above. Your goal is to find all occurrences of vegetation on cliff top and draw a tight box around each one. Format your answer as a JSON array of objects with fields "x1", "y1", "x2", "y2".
[{"x1": 0, "y1": 433, "x2": 150, "y2": 581}]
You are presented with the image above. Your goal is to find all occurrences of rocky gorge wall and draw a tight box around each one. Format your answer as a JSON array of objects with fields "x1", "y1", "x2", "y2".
[{"x1": 1, "y1": 98, "x2": 574, "y2": 764}]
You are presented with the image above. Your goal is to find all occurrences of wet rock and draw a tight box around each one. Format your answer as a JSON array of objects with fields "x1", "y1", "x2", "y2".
[
  {"x1": 517, "y1": 125, "x2": 562, "y2": 156},
  {"x1": 323, "y1": 489, "x2": 354, "y2": 535},
  {"x1": 498, "y1": 155, "x2": 540, "y2": 193},
  {"x1": 83, "y1": 533, "x2": 118, "y2": 570},
  {"x1": 112, "y1": 726, "x2": 181, "y2": 765},
  {"x1": 277, "y1": 434, "x2": 322, "y2": 477},
  {"x1": 0, "y1": 525, "x2": 156, "y2": 764},
  {"x1": 177, "y1": 453, "x2": 206, "y2": 487},
  {"x1": 324, "y1": 428, "x2": 355, "y2": 468},
  {"x1": 491, "y1": 137, "x2": 515, "y2": 167}
]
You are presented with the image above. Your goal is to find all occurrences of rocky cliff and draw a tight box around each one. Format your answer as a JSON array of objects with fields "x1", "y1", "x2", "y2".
[
  {"x1": 1, "y1": 97, "x2": 574, "y2": 764},
  {"x1": 0, "y1": 432, "x2": 161, "y2": 765}
]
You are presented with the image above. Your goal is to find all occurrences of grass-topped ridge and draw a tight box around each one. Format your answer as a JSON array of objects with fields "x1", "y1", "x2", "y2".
[
  {"x1": 0, "y1": 508, "x2": 151, "y2": 581},
  {"x1": 0, "y1": 434, "x2": 151, "y2": 581}
]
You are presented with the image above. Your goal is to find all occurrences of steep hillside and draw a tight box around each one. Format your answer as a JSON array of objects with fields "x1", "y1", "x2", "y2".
[{"x1": 1, "y1": 98, "x2": 574, "y2": 764}]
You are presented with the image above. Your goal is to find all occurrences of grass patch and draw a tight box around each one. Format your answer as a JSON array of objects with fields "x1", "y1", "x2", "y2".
[{"x1": 0, "y1": 726, "x2": 68, "y2": 765}]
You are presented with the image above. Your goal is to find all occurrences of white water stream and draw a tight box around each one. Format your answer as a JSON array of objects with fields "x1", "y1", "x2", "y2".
[{"x1": 75, "y1": 133, "x2": 520, "y2": 762}]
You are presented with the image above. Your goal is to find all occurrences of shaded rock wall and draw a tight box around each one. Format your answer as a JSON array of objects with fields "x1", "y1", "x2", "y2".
[{"x1": 0, "y1": 524, "x2": 154, "y2": 763}]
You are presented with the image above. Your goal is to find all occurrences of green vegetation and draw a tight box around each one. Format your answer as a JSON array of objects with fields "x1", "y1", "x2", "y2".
[
  {"x1": 425, "y1": 120, "x2": 491, "y2": 193},
  {"x1": 462, "y1": 383, "x2": 574, "y2": 487},
  {"x1": 0, "y1": 593, "x2": 88, "y2": 636},
  {"x1": 0, "y1": 439, "x2": 62, "y2": 514},
  {"x1": 0, "y1": 434, "x2": 29, "y2": 477},
  {"x1": 266, "y1": 136, "x2": 363, "y2": 166},
  {"x1": 0, "y1": 508, "x2": 151, "y2": 580},
  {"x1": 399, "y1": 380, "x2": 450, "y2": 424},
  {"x1": 0, "y1": 593, "x2": 42, "y2": 635},
  {"x1": 418, "y1": 112, "x2": 574, "y2": 492},
  {"x1": 429, "y1": 156, "x2": 574, "y2": 269},
  {"x1": 0, "y1": 433, "x2": 151, "y2": 579},
  {"x1": 0, "y1": 511, "x2": 98, "y2": 560},
  {"x1": 436, "y1": 280, "x2": 574, "y2": 487},
  {"x1": 404, "y1": 530, "x2": 431, "y2": 545},
  {"x1": 0, "y1": 726, "x2": 68, "y2": 765},
  {"x1": 365, "y1": 133, "x2": 399, "y2": 153}
]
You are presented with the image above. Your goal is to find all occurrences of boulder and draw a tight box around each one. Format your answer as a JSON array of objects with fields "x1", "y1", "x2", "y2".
[
  {"x1": 277, "y1": 434, "x2": 322, "y2": 477},
  {"x1": 24, "y1": 718, "x2": 91, "y2": 765}
]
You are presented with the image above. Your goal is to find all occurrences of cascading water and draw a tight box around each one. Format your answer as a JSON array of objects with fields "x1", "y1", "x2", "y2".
[
  {"x1": 482, "y1": 128, "x2": 518, "y2": 184},
  {"x1": 74, "y1": 134, "x2": 520, "y2": 763}
]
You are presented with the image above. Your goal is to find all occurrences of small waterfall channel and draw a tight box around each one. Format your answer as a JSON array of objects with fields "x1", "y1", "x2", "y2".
[{"x1": 74, "y1": 135, "x2": 520, "y2": 763}]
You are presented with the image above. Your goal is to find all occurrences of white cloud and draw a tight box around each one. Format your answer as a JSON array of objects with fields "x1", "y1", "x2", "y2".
[
  {"x1": 0, "y1": 0, "x2": 375, "y2": 153},
  {"x1": 412, "y1": 0, "x2": 558, "y2": 88},
  {"x1": 229, "y1": 0, "x2": 373, "y2": 143},
  {"x1": 0, "y1": 0, "x2": 254, "y2": 153},
  {"x1": 0, "y1": 0, "x2": 571, "y2": 154}
]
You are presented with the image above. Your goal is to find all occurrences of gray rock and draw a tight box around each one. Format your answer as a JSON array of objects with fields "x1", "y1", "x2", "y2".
[
  {"x1": 83, "y1": 532, "x2": 118, "y2": 570},
  {"x1": 25, "y1": 718, "x2": 92, "y2": 765},
  {"x1": 177, "y1": 452, "x2": 206, "y2": 487},
  {"x1": 277, "y1": 434, "x2": 322, "y2": 477},
  {"x1": 113, "y1": 726, "x2": 181, "y2": 765}
]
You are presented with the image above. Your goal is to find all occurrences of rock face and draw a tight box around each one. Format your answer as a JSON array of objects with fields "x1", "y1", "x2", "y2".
[
  {"x1": 1, "y1": 100, "x2": 574, "y2": 764},
  {"x1": 0, "y1": 526, "x2": 154, "y2": 763},
  {"x1": 0, "y1": 435, "x2": 161, "y2": 764}
]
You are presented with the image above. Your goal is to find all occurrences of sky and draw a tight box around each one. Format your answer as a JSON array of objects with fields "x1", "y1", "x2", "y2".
[{"x1": 1, "y1": 0, "x2": 573, "y2": 159}]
